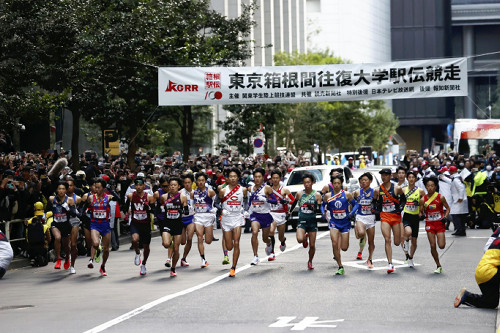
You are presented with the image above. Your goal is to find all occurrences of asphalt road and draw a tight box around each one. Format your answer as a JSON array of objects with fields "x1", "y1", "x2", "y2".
[{"x1": 1, "y1": 224, "x2": 498, "y2": 333}]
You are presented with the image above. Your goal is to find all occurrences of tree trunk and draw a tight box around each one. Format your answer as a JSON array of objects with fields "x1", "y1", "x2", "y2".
[
  {"x1": 71, "y1": 109, "x2": 80, "y2": 170},
  {"x1": 127, "y1": 121, "x2": 138, "y2": 170},
  {"x1": 181, "y1": 105, "x2": 193, "y2": 162}
]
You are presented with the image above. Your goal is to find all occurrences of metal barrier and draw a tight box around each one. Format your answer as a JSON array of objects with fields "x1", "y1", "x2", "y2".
[{"x1": 0, "y1": 219, "x2": 27, "y2": 243}]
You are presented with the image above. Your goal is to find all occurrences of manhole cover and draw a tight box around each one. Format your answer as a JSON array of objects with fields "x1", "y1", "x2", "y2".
[{"x1": 0, "y1": 305, "x2": 34, "y2": 311}]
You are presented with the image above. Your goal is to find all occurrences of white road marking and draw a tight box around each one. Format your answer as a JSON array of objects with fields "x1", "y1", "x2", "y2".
[
  {"x1": 84, "y1": 231, "x2": 330, "y2": 333},
  {"x1": 269, "y1": 316, "x2": 344, "y2": 330},
  {"x1": 342, "y1": 258, "x2": 420, "y2": 270}
]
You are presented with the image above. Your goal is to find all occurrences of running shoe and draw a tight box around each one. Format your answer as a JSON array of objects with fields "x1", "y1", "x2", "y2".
[
  {"x1": 387, "y1": 264, "x2": 395, "y2": 274},
  {"x1": 280, "y1": 240, "x2": 286, "y2": 252},
  {"x1": 181, "y1": 259, "x2": 189, "y2": 267},
  {"x1": 165, "y1": 258, "x2": 171, "y2": 267},
  {"x1": 99, "y1": 266, "x2": 107, "y2": 276},
  {"x1": 403, "y1": 239, "x2": 409, "y2": 252},
  {"x1": 69, "y1": 266, "x2": 76, "y2": 274},
  {"x1": 201, "y1": 259, "x2": 209, "y2": 268},
  {"x1": 335, "y1": 267, "x2": 345, "y2": 275},
  {"x1": 268, "y1": 253, "x2": 276, "y2": 261},
  {"x1": 356, "y1": 252, "x2": 363, "y2": 260},
  {"x1": 366, "y1": 259, "x2": 373, "y2": 269},
  {"x1": 170, "y1": 270, "x2": 177, "y2": 277},
  {"x1": 222, "y1": 255, "x2": 230, "y2": 265},
  {"x1": 88, "y1": 259, "x2": 94, "y2": 269},
  {"x1": 454, "y1": 288, "x2": 468, "y2": 308},
  {"x1": 303, "y1": 234, "x2": 308, "y2": 248},
  {"x1": 408, "y1": 258, "x2": 414, "y2": 268},
  {"x1": 265, "y1": 242, "x2": 273, "y2": 256},
  {"x1": 140, "y1": 264, "x2": 147, "y2": 276},
  {"x1": 250, "y1": 256, "x2": 259, "y2": 265},
  {"x1": 134, "y1": 253, "x2": 141, "y2": 266},
  {"x1": 229, "y1": 268, "x2": 235, "y2": 277},
  {"x1": 95, "y1": 246, "x2": 102, "y2": 263},
  {"x1": 54, "y1": 259, "x2": 61, "y2": 269},
  {"x1": 434, "y1": 266, "x2": 443, "y2": 274},
  {"x1": 307, "y1": 261, "x2": 314, "y2": 270},
  {"x1": 64, "y1": 257, "x2": 70, "y2": 270}
]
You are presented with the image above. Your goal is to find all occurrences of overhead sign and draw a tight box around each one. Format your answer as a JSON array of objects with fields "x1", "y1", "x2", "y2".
[{"x1": 158, "y1": 57, "x2": 467, "y2": 106}]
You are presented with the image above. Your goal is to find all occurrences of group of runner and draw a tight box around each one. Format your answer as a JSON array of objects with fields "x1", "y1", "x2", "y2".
[{"x1": 45, "y1": 165, "x2": 450, "y2": 278}]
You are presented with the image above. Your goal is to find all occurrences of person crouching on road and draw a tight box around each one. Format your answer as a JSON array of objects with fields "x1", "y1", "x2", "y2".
[{"x1": 0, "y1": 230, "x2": 13, "y2": 279}]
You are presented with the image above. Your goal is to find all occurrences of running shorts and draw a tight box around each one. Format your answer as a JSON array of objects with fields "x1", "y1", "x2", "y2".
[
  {"x1": 425, "y1": 221, "x2": 445, "y2": 234},
  {"x1": 182, "y1": 215, "x2": 194, "y2": 226},
  {"x1": 380, "y1": 212, "x2": 402, "y2": 226},
  {"x1": 329, "y1": 219, "x2": 351, "y2": 233},
  {"x1": 270, "y1": 212, "x2": 287, "y2": 226},
  {"x1": 52, "y1": 221, "x2": 72, "y2": 237},
  {"x1": 69, "y1": 217, "x2": 81, "y2": 228},
  {"x1": 221, "y1": 215, "x2": 245, "y2": 232},
  {"x1": 297, "y1": 217, "x2": 317, "y2": 233},
  {"x1": 90, "y1": 221, "x2": 111, "y2": 235},
  {"x1": 403, "y1": 214, "x2": 420, "y2": 238},
  {"x1": 250, "y1": 212, "x2": 273, "y2": 229},
  {"x1": 356, "y1": 214, "x2": 376, "y2": 230},
  {"x1": 193, "y1": 213, "x2": 216, "y2": 228},
  {"x1": 130, "y1": 221, "x2": 152, "y2": 245},
  {"x1": 161, "y1": 218, "x2": 183, "y2": 236}
]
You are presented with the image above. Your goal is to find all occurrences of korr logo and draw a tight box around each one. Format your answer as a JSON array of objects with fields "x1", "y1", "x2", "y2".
[{"x1": 165, "y1": 80, "x2": 198, "y2": 92}]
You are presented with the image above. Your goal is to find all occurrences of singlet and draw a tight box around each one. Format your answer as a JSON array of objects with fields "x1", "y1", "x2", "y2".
[
  {"x1": 193, "y1": 188, "x2": 213, "y2": 214},
  {"x1": 327, "y1": 190, "x2": 349, "y2": 221},
  {"x1": 270, "y1": 186, "x2": 287, "y2": 213},
  {"x1": 404, "y1": 186, "x2": 420, "y2": 215},
  {"x1": 221, "y1": 185, "x2": 244, "y2": 217},
  {"x1": 357, "y1": 188, "x2": 374, "y2": 216},
  {"x1": 249, "y1": 184, "x2": 271, "y2": 214},
  {"x1": 298, "y1": 190, "x2": 317, "y2": 220},
  {"x1": 156, "y1": 188, "x2": 167, "y2": 220},
  {"x1": 90, "y1": 194, "x2": 110, "y2": 224},
  {"x1": 52, "y1": 196, "x2": 69, "y2": 224},
  {"x1": 131, "y1": 191, "x2": 150, "y2": 223},
  {"x1": 424, "y1": 193, "x2": 444, "y2": 222},
  {"x1": 180, "y1": 188, "x2": 195, "y2": 217},
  {"x1": 380, "y1": 183, "x2": 399, "y2": 214},
  {"x1": 162, "y1": 193, "x2": 182, "y2": 220}
]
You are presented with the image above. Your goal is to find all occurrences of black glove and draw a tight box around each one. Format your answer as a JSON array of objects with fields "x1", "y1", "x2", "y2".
[
  {"x1": 348, "y1": 213, "x2": 356, "y2": 222},
  {"x1": 441, "y1": 217, "x2": 449, "y2": 225},
  {"x1": 419, "y1": 214, "x2": 426, "y2": 221},
  {"x1": 279, "y1": 198, "x2": 289, "y2": 205}
]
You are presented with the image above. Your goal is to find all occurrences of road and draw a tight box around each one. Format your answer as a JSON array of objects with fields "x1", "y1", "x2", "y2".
[{"x1": 1, "y1": 225, "x2": 497, "y2": 333}]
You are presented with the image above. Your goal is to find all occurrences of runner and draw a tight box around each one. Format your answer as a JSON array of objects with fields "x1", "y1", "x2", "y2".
[
  {"x1": 420, "y1": 176, "x2": 450, "y2": 274},
  {"x1": 377, "y1": 168, "x2": 406, "y2": 273},
  {"x1": 352, "y1": 172, "x2": 378, "y2": 268},
  {"x1": 48, "y1": 181, "x2": 78, "y2": 272},
  {"x1": 180, "y1": 173, "x2": 196, "y2": 267},
  {"x1": 402, "y1": 170, "x2": 425, "y2": 268},
  {"x1": 193, "y1": 172, "x2": 217, "y2": 268},
  {"x1": 291, "y1": 172, "x2": 322, "y2": 270},
  {"x1": 268, "y1": 170, "x2": 294, "y2": 260},
  {"x1": 395, "y1": 166, "x2": 410, "y2": 261},
  {"x1": 159, "y1": 177, "x2": 189, "y2": 277},
  {"x1": 324, "y1": 175, "x2": 359, "y2": 275},
  {"x1": 85, "y1": 178, "x2": 119, "y2": 276},
  {"x1": 126, "y1": 177, "x2": 155, "y2": 276},
  {"x1": 219, "y1": 167, "x2": 248, "y2": 277},
  {"x1": 66, "y1": 178, "x2": 81, "y2": 274},
  {"x1": 80, "y1": 179, "x2": 97, "y2": 257},
  {"x1": 248, "y1": 168, "x2": 277, "y2": 265}
]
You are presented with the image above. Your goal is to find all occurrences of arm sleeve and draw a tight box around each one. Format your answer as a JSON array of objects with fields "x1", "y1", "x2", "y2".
[
  {"x1": 267, "y1": 193, "x2": 278, "y2": 205},
  {"x1": 243, "y1": 196, "x2": 249, "y2": 211},
  {"x1": 349, "y1": 198, "x2": 360, "y2": 216}
]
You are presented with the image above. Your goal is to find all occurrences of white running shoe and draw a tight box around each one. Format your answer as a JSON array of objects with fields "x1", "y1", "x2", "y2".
[
  {"x1": 134, "y1": 253, "x2": 141, "y2": 266},
  {"x1": 251, "y1": 256, "x2": 259, "y2": 265},
  {"x1": 387, "y1": 264, "x2": 395, "y2": 274},
  {"x1": 408, "y1": 258, "x2": 414, "y2": 268},
  {"x1": 280, "y1": 242, "x2": 286, "y2": 252},
  {"x1": 69, "y1": 266, "x2": 76, "y2": 274},
  {"x1": 265, "y1": 243, "x2": 272, "y2": 256},
  {"x1": 140, "y1": 264, "x2": 147, "y2": 276},
  {"x1": 403, "y1": 240, "x2": 409, "y2": 252},
  {"x1": 201, "y1": 259, "x2": 209, "y2": 268}
]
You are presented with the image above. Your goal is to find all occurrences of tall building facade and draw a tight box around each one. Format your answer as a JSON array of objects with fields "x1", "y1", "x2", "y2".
[{"x1": 209, "y1": 0, "x2": 307, "y2": 152}]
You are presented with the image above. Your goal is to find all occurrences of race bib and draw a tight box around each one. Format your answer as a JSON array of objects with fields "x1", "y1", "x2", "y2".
[
  {"x1": 134, "y1": 211, "x2": 147, "y2": 220},
  {"x1": 54, "y1": 213, "x2": 67, "y2": 223},
  {"x1": 382, "y1": 202, "x2": 395, "y2": 212},
  {"x1": 301, "y1": 204, "x2": 314, "y2": 214},
  {"x1": 405, "y1": 202, "x2": 418, "y2": 212},
  {"x1": 93, "y1": 209, "x2": 106, "y2": 219},
  {"x1": 331, "y1": 210, "x2": 347, "y2": 220},
  {"x1": 428, "y1": 212, "x2": 441, "y2": 221},
  {"x1": 195, "y1": 202, "x2": 208, "y2": 213},
  {"x1": 167, "y1": 209, "x2": 180, "y2": 219},
  {"x1": 359, "y1": 199, "x2": 372, "y2": 215}
]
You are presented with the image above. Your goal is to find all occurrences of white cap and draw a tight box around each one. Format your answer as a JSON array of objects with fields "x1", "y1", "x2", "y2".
[{"x1": 137, "y1": 172, "x2": 145, "y2": 178}]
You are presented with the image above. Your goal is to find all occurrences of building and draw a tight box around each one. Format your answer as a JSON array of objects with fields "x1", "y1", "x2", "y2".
[{"x1": 210, "y1": 0, "x2": 307, "y2": 153}]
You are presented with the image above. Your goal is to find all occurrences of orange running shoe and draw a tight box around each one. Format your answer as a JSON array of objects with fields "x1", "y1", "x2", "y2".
[{"x1": 229, "y1": 268, "x2": 235, "y2": 277}]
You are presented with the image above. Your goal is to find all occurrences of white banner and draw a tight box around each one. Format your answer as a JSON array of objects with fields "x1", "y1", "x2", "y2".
[{"x1": 158, "y1": 57, "x2": 467, "y2": 106}]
